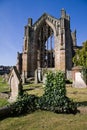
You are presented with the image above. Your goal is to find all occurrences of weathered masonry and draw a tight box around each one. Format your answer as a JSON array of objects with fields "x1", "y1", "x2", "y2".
[{"x1": 16, "y1": 9, "x2": 77, "y2": 81}]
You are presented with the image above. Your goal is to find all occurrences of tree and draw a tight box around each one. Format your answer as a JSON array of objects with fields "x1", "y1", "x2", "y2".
[{"x1": 73, "y1": 40, "x2": 87, "y2": 84}]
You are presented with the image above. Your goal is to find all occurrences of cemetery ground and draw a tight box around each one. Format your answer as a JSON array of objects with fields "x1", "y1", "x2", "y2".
[
  {"x1": 0, "y1": 76, "x2": 9, "y2": 107},
  {"x1": 0, "y1": 76, "x2": 87, "y2": 129}
]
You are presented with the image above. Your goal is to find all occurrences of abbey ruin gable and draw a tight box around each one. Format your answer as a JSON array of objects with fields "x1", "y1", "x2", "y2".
[{"x1": 16, "y1": 9, "x2": 77, "y2": 82}]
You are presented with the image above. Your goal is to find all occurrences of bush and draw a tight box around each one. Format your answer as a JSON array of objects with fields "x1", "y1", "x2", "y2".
[
  {"x1": 39, "y1": 71, "x2": 77, "y2": 114},
  {"x1": 10, "y1": 93, "x2": 39, "y2": 116}
]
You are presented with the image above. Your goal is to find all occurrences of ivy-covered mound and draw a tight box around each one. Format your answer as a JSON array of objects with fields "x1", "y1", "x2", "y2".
[
  {"x1": 10, "y1": 71, "x2": 77, "y2": 116},
  {"x1": 10, "y1": 93, "x2": 38, "y2": 116},
  {"x1": 39, "y1": 71, "x2": 77, "y2": 114}
]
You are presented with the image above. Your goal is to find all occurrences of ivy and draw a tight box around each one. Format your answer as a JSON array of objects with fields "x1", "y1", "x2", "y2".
[
  {"x1": 39, "y1": 71, "x2": 77, "y2": 114},
  {"x1": 10, "y1": 93, "x2": 38, "y2": 116}
]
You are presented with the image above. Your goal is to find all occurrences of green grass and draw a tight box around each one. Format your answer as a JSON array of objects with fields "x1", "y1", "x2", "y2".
[
  {"x1": 0, "y1": 98, "x2": 9, "y2": 107},
  {"x1": 0, "y1": 110, "x2": 87, "y2": 130},
  {"x1": 23, "y1": 83, "x2": 44, "y2": 96},
  {"x1": 0, "y1": 76, "x2": 9, "y2": 107},
  {"x1": 66, "y1": 87, "x2": 87, "y2": 106},
  {"x1": 0, "y1": 76, "x2": 9, "y2": 92},
  {"x1": 1, "y1": 81, "x2": 87, "y2": 129}
]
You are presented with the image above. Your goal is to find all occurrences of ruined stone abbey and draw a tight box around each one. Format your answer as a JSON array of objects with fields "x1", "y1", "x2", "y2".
[{"x1": 16, "y1": 9, "x2": 78, "y2": 82}]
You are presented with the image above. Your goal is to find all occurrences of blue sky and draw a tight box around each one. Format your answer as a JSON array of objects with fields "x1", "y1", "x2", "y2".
[{"x1": 0, "y1": 0, "x2": 87, "y2": 66}]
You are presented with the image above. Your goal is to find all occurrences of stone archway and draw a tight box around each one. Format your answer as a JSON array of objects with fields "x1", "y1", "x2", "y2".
[
  {"x1": 33, "y1": 12, "x2": 66, "y2": 75},
  {"x1": 35, "y1": 21, "x2": 55, "y2": 69}
]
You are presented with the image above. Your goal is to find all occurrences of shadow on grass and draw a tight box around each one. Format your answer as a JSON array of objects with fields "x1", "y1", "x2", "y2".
[
  {"x1": 77, "y1": 101, "x2": 87, "y2": 107},
  {"x1": 0, "y1": 110, "x2": 35, "y2": 121}
]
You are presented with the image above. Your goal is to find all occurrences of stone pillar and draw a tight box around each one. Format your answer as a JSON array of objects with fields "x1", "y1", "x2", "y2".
[
  {"x1": 37, "y1": 50, "x2": 41, "y2": 68},
  {"x1": 22, "y1": 52, "x2": 28, "y2": 80},
  {"x1": 55, "y1": 27, "x2": 66, "y2": 72},
  {"x1": 60, "y1": 48, "x2": 66, "y2": 71},
  {"x1": 16, "y1": 52, "x2": 22, "y2": 74},
  {"x1": 35, "y1": 69, "x2": 38, "y2": 84},
  {"x1": 22, "y1": 71, "x2": 26, "y2": 84},
  {"x1": 28, "y1": 18, "x2": 32, "y2": 27},
  {"x1": 61, "y1": 8, "x2": 66, "y2": 18}
]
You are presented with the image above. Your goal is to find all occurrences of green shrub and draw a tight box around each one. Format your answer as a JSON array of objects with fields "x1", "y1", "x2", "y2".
[
  {"x1": 10, "y1": 93, "x2": 39, "y2": 116},
  {"x1": 39, "y1": 71, "x2": 77, "y2": 114}
]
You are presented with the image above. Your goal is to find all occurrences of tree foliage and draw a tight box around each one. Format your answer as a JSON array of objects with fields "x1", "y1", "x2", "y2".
[
  {"x1": 73, "y1": 41, "x2": 87, "y2": 68},
  {"x1": 73, "y1": 40, "x2": 87, "y2": 84}
]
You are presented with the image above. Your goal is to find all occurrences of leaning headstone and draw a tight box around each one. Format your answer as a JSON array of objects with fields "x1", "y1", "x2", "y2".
[
  {"x1": 72, "y1": 66, "x2": 87, "y2": 88},
  {"x1": 8, "y1": 66, "x2": 22, "y2": 102}
]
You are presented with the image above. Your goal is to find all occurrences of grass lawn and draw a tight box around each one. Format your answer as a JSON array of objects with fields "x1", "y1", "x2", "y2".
[
  {"x1": 0, "y1": 76, "x2": 9, "y2": 92},
  {"x1": 23, "y1": 83, "x2": 44, "y2": 97},
  {"x1": 0, "y1": 76, "x2": 9, "y2": 107},
  {"x1": 1, "y1": 78, "x2": 87, "y2": 130},
  {"x1": 67, "y1": 87, "x2": 87, "y2": 106},
  {"x1": 0, "y1": 110, "x2": 87, "y2": 130},
  {"x1": 0, "y1": 98, "x2": 9, "y2": 107}
]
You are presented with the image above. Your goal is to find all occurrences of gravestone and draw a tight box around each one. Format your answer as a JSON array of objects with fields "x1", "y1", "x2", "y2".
[
  {"x1": 72, "y1": 66, "x2": 87, "y2": 88},
  {"x1": 8, "y1": 66, "x2": 22, "y2": 102},
  {"x1": 35, "y1": 68, "x2": 43, "y2": 83},
  {"x1": 35, "y1": 69, "x2": 38, "y2": 84}
]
